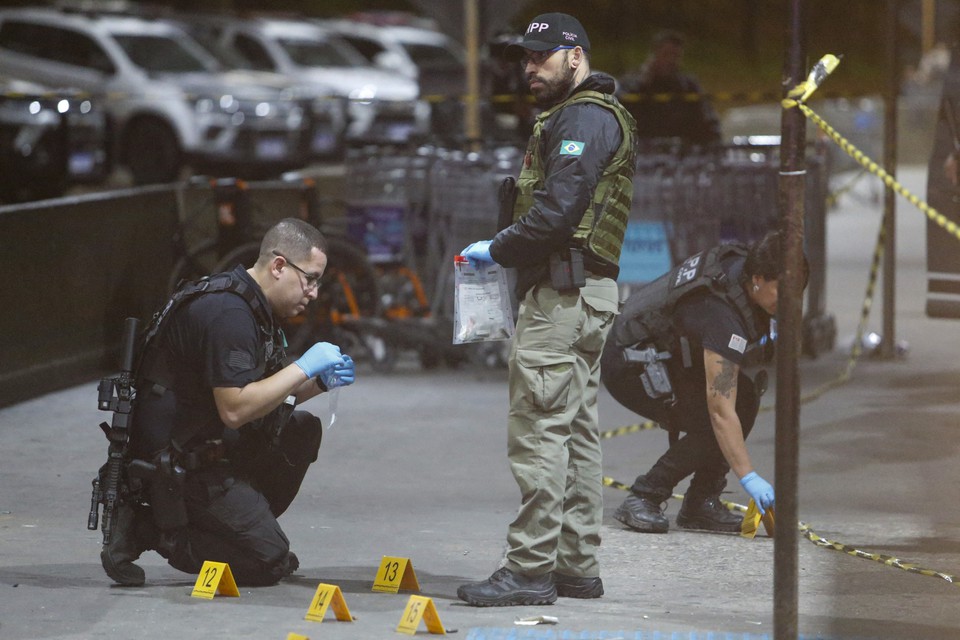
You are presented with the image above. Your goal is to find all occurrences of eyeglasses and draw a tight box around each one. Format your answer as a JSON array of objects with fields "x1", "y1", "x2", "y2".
[
  {"x1": 520, "y1": 45, "x2": 574, "y2": 68},
  {"x1": 273, "y1": 250, "x2": 322, "y2": 291}
]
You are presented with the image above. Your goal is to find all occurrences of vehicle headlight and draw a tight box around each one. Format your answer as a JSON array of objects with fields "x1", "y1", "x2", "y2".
[
  {"x1": 349, "y1": 85, "x2": 377, "y2": 104},
  {"x1": 194, "y1": 97, "x2": 216, "y2": 114},
  {"x1": 219, "y1": 94, "x2": 239, "y2": 113}
]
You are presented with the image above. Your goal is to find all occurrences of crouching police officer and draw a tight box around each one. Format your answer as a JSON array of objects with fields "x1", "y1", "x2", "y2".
[
  {"x1": 602, "y1": 230, "x2": 801, "y2": 533},
  {"x1": 101, "y1": 218, "x2": 355, "y2": 587}
]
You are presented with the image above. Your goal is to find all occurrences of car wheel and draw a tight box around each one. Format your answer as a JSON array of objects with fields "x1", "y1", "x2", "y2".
[{"x1": 123, "y1": 118, "x2": 181, "y2": 185}]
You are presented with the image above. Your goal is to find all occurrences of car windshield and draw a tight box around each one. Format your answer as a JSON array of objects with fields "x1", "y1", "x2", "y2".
[
  {"x1": 278, "y1": 37, "x2": 365, "y2": 68},
  {"x1": 401, "y1": 42, "x2": 463, "y2": 68},
  {"x1": 113, "y1": 34, "x2": 211, "y2": 73},
  {"x1": 179, "y1": 28, "x2": 247, "y2": 70}
]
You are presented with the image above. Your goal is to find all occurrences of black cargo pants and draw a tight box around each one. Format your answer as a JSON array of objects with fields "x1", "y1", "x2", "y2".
[
  {"x1": 157, "y1": 410, "x2": 323, "y2": 586},
  {"x1": 601, "y1": 345, "x2": 761, "y2": 502}
]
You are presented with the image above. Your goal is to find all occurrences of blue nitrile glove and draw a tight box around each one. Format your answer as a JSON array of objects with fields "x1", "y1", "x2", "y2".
[
  {"x1": 294, "y1": 342, "x2": 343, "y2": 379},
  {"x1": 320, "y1": 354, "x2": 355, "y2": 389},
  {"x1": 740, "y1": 471, "x2": 775, "y2": 515},
  {"x1": 461, "y1": 240, "x2": 494, "y2": 269}
]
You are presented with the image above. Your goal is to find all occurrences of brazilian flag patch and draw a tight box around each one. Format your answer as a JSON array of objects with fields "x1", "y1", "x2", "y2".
[{"x1": 560, "y1": 140, "x2": 584, "y2": 156}]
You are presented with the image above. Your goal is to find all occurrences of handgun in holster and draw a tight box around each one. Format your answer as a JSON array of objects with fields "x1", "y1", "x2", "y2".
[
  {"x1": 497, "y1": 176, "x2": 517, "y2": 232},
  {"x1": 622, "y1": 343, "x2": 676, "y2": 405},
  {"x1": 127, "y1": 450, "x2": 188, "y2": 532},
  {"x1": 549, "y1": 246, "x2": 586, "y2": 292}
]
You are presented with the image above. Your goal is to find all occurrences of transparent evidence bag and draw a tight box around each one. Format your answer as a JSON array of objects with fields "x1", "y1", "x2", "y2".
[{"x1": 452, "y1": 256, "x2": 515, "y2": 344}]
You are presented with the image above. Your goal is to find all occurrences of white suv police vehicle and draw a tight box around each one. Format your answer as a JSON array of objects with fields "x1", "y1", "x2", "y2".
[
  {"x1": 1, "y1": 74, "x2": 110, "y2": 202},
  {"x1": 0, "y1": 7, "x2": 310, "y2": 184},
  {"x1": 317, "y1": 19, "x2": 467, "y2": 141},
  {"x1": 215, "y1": 17, "x2": 430, "y2": 145}
]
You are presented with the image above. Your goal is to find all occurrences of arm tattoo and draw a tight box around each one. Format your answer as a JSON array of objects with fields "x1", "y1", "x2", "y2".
[{"x1": 710, "y1": 358, "x2": 738, "y2": 399}]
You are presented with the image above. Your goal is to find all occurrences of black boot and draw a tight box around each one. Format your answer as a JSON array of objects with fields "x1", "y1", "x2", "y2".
[
  {"x1": 457, "y1": 567, "x2": 556, "y2": 607},
  {"x1": 676, "y1": 494, "x2": 742, "y2": 533},
  {"x1": 613, "y1": 494, "x2": 669, "y2": 533},
  {"x1": 553, "y1": 572, "x2": 604, "y2": 599},
  {"x1": 100, "y1": 503, "x2": 157, "y2": 586}
]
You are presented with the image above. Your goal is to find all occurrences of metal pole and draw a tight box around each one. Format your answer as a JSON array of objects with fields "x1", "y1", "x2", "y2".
[
  {"x1": 880, "y1": 0, "x2": 899, "y2": 358},
  {"x1": 463, "y1": 0, "x2": 482, "y2": 144},
  {"x1": 775, "y1": 0, "x2": 805, "y2": 637},
  {"x1": 922, "y1": 0, "x2": 936, "y2": 54}
]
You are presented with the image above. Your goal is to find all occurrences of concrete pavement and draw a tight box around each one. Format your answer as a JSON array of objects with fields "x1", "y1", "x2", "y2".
[{"x1": 2, "y1": 165, "x2": 959, "y2": 639}]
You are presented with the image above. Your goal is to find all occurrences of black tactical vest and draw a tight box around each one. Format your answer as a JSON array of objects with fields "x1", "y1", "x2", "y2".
[
  {"x1": 136, "y1": 268, "x2": 286, "y2": 393},
  {"x1": 614, "y1": 244, "x2": 767, "y2": 357}
]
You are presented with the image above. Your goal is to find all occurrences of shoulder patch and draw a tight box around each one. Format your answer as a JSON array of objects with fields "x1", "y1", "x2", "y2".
[
  {"x1": 560, "y1": 140, "x2": 584, "y2": 156},
  {"x1": 728, "y1": 334, "x2": 747, "y2": 354}
]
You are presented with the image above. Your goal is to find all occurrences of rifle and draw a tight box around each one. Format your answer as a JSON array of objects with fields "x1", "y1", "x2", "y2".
[{"x1": 88, "y1": 317, "x2": 140, "y2": 545}]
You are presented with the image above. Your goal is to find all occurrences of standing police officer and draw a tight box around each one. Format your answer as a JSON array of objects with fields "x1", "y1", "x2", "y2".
[
  {"x1": 603, "y1": 231, "x2": 793, "y2": 534},
  {"x1": 101, "y1": 218, "x2": 355, "y2": 587},
  {"x1": 457, "y1": 12, "x2": 636, "y2": 606},
  {"x1": 617, "y1": 30, "x2": 722, "y2": 149}
]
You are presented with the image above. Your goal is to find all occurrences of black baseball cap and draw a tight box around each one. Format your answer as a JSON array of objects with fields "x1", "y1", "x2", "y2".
[{"x1": 505, "y1": 13, "x2": 590, "y2": 59}]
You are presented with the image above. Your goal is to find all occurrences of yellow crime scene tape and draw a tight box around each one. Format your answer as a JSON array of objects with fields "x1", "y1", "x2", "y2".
[
  {"x1": 783, "y1": 55, "x2": 960, "y2": 244},
  {"x1": 600, "y1": 54, "x2": 960, "y2": 589},
  {"x1": 599, "y1": 420, "x2": 658, "y2": 439},
  {"x1": 428, "y1": 88, "x2": 865, "y2": 107},
  {"x1": 602, "y1": 473, "x2": 960, "y2": 588}
]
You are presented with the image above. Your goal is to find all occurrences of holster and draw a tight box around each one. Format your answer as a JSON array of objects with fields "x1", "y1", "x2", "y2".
[
  {"x1": 173, "y1": 439, "x2": 227, "y2": 470},
  {"x1": 128, "y1": 450, "x2": 188, "y2": 531},
  {"x1": 622, "y1": 344, "x2": 676, "y2": 405},
  {"x1": 549, "y1": 247, "x2": 586, "y2": 292},
  {"x1": 497, "y1": 176, "x2": 517, "y2": 233}
]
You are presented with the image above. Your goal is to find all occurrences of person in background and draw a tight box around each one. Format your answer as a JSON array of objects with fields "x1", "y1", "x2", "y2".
[{"x1": 618, "y1": 29, "x2": 721, "y2": 149}]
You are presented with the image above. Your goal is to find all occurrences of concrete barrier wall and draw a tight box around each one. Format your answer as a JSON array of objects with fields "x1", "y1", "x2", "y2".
[{"x1": 0, "y1": 186, "x2": 179, "y2": 407}]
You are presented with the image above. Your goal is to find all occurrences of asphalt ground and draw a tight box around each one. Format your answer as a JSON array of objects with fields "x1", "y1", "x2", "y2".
[{"x1": 2, "y1": 165, "x2": 960, "y2": 639}]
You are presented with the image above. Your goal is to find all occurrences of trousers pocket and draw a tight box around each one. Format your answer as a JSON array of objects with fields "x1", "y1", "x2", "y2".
[{"x1": 516, "y1": 349, "x2": 577, "y2": 412}]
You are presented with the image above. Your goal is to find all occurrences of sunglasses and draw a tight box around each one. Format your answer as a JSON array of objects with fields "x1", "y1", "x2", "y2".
[{"x1": 520, "y1": 45, "x2": 575, "y2": 68}]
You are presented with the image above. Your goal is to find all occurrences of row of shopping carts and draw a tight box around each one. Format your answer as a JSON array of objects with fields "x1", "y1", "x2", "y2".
[
  {"x1": 340, "y1": 145, "x2": 519, "y2": 369},
  {"x1": 341, "y1": 140, "x2": 832, "y2": 366},
  {"x1": 171, "y1": 139, "x2": 832, "y2": 370}
]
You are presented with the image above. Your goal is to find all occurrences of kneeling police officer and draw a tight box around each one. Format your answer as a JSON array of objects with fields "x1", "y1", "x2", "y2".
[
  {"x1": 101, "y1": 218, "x2": 355, "y2": 587},
  {"x1": 602, "y1": 230, "x2": 801, "y2": 533}
]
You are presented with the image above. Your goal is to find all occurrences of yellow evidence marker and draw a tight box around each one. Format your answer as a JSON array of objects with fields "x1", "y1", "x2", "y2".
[
  {"x1": 396, "y1": 594, "x2": 446, "y2": 635},
  {"x1": 190, "y1": 561, "x2": 240, "y2": 599},
  {"x1": 286, "y1": 634, "x2": 310, "y2": 640},
  {"x1": 740, "y1": 500, "x2": 776, "y2": 538},
  {"x1": 372, "y1": 555, "x2": 420, "y2": 593},
  {"x1": 304, "y1": 583, "x2": 354, "y2": 623}
]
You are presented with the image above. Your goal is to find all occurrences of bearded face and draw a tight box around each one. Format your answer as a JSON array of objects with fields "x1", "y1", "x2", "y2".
[{"x1": 527, "y1": 50, "x2": 577, "y2": 106}]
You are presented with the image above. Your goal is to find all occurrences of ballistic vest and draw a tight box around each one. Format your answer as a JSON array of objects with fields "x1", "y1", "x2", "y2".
[
  {"x1": 136, "y1": 268, "x2": 286, "y2": 397},
  {"x1": 616, "y1": 244, "x2": 767, "y2": 357},
  {"x1": 513, "y1": 90, "x2": 636, "y2": 266}
]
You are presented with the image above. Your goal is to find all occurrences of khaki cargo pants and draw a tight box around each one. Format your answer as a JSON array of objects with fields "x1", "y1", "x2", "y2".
[{"x1": 503, "y1": 275, "x2": 619, "y2": 578}]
